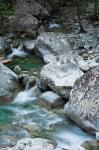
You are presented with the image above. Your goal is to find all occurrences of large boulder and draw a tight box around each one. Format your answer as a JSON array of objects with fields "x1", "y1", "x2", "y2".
[
  {"x1": 40, "y1": 59, "x2": 84, "y2": 99},
  {"x1": 35, "y1": 32, "x2": 73, "y2": 63},
  {"x1": 14, "y1": 0, "x2": 51, "y2": 19},
  {"x1": 8, "y1": 14, "x2": 39, "y2": 33},
  {"x1": 64, "y1": 67, "x2": 99, "y2": 134},
  {"x1": 3, "y1": 138, "x2": 62, "y2": 150},
  {"x1": 0, "y1": 63, "x2": 18, "y2": 104},
  {"x1": 9, "y1": 0, "x2": 51, "y2": 32}
]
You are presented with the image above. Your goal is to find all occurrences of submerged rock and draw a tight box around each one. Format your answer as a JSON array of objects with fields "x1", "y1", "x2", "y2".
[
  {"x1": 14, "y1": 65, "x2": 22, "y2": 75},
  {"x1": 40, "y1": 59, "x2": 83, "y2": 99},
  {"x1": 3, "y1": 138, "x2": 62, "y2": 150},
  {"x1": 0, "y1": 63, "x2": 18, "y2": 104},
  {"x1": 64, "y1": 67, "x2": 99, "y2": 134},
  {"x1": 39, "y1": 91, "x2": 64, "y2": 108}
]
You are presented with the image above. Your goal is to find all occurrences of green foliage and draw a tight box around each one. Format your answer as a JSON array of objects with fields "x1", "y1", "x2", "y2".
[{"x1": 0, "y1": 0, "x2": 13, "y2": 16}]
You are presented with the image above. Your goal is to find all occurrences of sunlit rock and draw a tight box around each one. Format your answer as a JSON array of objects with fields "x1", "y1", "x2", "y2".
[{"x1": 64, "y1": 67, "x2": 99, "y2": 134}]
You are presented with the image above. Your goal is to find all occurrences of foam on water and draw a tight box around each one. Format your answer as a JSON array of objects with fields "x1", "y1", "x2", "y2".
[
  {"x1": 48, "y1": 23, "x2": 62, "y2": 30},
  {"x1": 7, "y1": 45, "x2": 29, "y2": 59},
  {"x1": 0, "y1": 87, "x2": 95, "y2": 149}
]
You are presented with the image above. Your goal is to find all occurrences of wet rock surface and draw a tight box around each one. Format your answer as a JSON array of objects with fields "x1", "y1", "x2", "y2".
[{"x1": 0, "y1": 63, "x2": 18, "y2": 104}]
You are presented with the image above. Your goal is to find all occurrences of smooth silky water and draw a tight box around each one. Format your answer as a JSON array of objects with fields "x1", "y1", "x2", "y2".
[{"x1": 0, "y1": 55, "x2": 96, "y2": 150}]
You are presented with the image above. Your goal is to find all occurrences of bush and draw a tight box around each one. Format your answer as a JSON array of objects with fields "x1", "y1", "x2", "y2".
[{"x1": 0, "y1": 0, "x2": 13, "y2": 16}]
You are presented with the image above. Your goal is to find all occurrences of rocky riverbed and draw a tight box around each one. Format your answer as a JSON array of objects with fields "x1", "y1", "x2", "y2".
[{"x1": 0, "y1": 0, "x2": 99, "y2": 150}]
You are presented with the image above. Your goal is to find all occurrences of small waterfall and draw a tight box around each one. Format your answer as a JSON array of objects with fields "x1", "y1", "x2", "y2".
[
  {"x1": 48, "y1": 22, "x2": 62, "y2": 30},
  {"x1": 7, "y1": 45, "x2": 29, "y2": 59},
  {"x1": 12, "y1": 85, "x2": 41, "y2": 105}
]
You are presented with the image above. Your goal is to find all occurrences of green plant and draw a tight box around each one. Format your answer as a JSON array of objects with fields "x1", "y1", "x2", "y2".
[{"x1": 0, "y1": 0, "x2": 13, "y2": 16}]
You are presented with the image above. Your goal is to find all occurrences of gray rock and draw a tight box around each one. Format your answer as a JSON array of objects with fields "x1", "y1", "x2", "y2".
[
  {"x1": 34, "y1": 32, "x2": 72, "y2": 63},
  {"x1": 67, "y1": 32, "x2": 98, "y2": 51},
  {"x1": 39, "y1": 91, "x2": 64, "y2": 108},
  {"x1": 76, "y1": 56, "x2": 90, "y2": 71},
  {"x1": 96, "y1": 57, "x2": 99, "y2": 63},
  {"x1": 23, "y1": 40, "x2": 36, "y2": 54},
  {"x1": 12, "y1": 39, "x2": 21, "y2": 48},
  {"x1": 96, "y1": 132, "x2": 99, "y2": 141},
  {"x1": 38, "y1": 26, "x2": 46, "y2": 34},
  {"x1": 0, "y1": 37, "x2": 12, "y2": 55},
  {"x1": 37, "y1": 79, "x2": 48, "y2": 91},
  {"x1": 40, "y1": 59, "x2": 84, "y2": 99},
  {"x1": 0, "y1": 63, "x2": 18, "y2": 104},
  {"x1": 6, "y1": 33, "x2": 16, "y2": 39},
  {"x1": 8, "y1": 0, "x2": 51, "y2": 32},
  {"x1": 26, "y1": 76, "x2": 37, "y2": 89},
  {"x1": 14, "y1": 65, "x2": 22, "y2": 75},
  {"x1": 3, "y1": 138, "x2": 62, "y2": 150},
  {"x1": 8, "y1": 14, "x2": 38, "y2": 33},
  {"x1": 18, "y1": 74, "x2": 29, "y2": 88},
  {"x1": 14, "y1": 0, "x2": 51, "y2": 19},
  {"x1": 64, "y1": 67, "x2": 99, "y2": 134},
  {"x1": 25, "y1": 29, "x2": 37, "y2": 39}
]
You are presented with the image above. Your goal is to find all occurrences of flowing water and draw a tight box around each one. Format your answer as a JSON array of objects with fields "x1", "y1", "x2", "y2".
[{"x1": 0, "y1": 55, "x2": 97, "y2": 150}]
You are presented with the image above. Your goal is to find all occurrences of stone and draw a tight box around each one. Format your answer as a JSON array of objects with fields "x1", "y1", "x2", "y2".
[
  {"x1": 8, "y1": 14, "x2": 39, "y2": 33},
  {"x1": 40, "y1": 59, "x2": 84, "y2": 99},
  {"x1": 25, "y1": 76, "x2": 37, "y2": 89},
  {"x1": 23, "y1": 40, "x2": 36, "y2": 54},
  {"x1": 8, "y1": 0, "x2": 51, "y2": 32},
  {"x1": 82, "y1": 140, "x2": 99, "y2": 150},
  {"x1": 67, "y1": 30, "x2": 98, "y2": 51},
  {"x1": 0, "y1": 37, "x2": 12, "y2": 55},
  {"x1": 77, "y1": 56, "x2": 90, "y2": 71},
  {"x1": 39, "y1": 91, "x2": 64, "y2": 108},
  {"x1": 3, "y1": 138, "x2": 62, "y2": 150},
  {"x1": 64, "y1": 67, "x2": 99, "y2": 134},
  {"x1": 14, "y1": 65, "x2": 22, "y2": 75},
  {"x1": 38, "y1": 25, "x2": 46, "y2": 34},
  {"x1": 96, "y1": 132, "x2": 99, "y2": 141},
  {"x1": 34, "y1": 32, "x2": 72, "y2": 63},
  {"x1": 18, "y1": 74, "x2": 29, "y2": 88},
  {"x1": 96, "y1": 57, "x2": 99, "y2": 63},
  {"x1": 0, "y1": 63, "x2": 18, "y2": 104},
  {"x1": 14, "y1": 0, "x2": 51, "y2": 19},
  {"x1": 23, "y1": 122, "x2": 41, "y2": 132},
  {"x1": 25, "y1": 29, "x2": 37, "y2": 39},
  {"x1": 12, "y1": 39, "x2": 21, "y2": 48},
  {"x1": 37, "y1": 79, "x2": 48, "y2": 91},
  {"x1": 6, "y1": 33, "x2": 16, "y2": 39}
]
